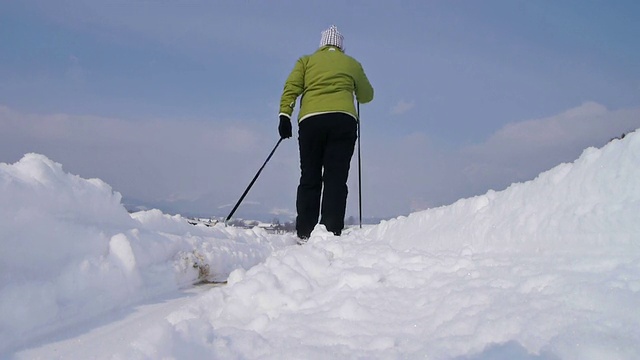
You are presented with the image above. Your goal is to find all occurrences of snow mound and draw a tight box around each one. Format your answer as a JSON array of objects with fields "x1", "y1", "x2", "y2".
[
  {"x1": 4, "y1": 130, "x2": 640, "y2": 359},
  {"x1": 113, "y1": 130, "x2": 640, "y2": 359},
  {"x1": 367, "y1": 130, "x2": 640, "y2": 253},
  {"x1": 0, "y1": 154, "x2": 294, "y2": 353}
]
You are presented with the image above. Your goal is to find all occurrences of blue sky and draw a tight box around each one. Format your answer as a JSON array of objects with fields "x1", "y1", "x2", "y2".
[{"x1": 1, "y1": 1, "x2": 639, "y2": 220}]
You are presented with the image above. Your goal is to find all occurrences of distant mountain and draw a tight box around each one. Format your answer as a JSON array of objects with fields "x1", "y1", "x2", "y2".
[
  {"x1": 122, "y1": 195, "x2": 387, "y2": 225},
  {"x1": 122, "y1": 195, "x2": 295, "y2": 223}
]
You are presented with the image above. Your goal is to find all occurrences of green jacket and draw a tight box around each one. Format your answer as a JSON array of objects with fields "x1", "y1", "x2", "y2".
[{"x1": 279, "y1": 46, "x2": 374, "y2": 122}]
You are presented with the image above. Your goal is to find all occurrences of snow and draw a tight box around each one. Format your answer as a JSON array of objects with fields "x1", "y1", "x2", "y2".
[{"x1": 2, "y1": 130, "x2": 639, "y2": 359}]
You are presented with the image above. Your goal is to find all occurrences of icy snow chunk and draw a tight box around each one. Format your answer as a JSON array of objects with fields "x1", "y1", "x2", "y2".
[{"x1": 109, "y1": 233, "x2": 137, "y2": 273}]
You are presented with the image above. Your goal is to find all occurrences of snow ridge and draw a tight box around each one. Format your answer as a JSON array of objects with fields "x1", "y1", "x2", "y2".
[
  {"x1": 0, "y1": 154, "x2": 294, "y2": 353},
  {"x1": 114, "y1": 130, "x2": 639, "y2": 359},
  {"x1": 368, "y1": 131, "x2": 639, "y2": 253},
  {"x1": 2, "y1": 130, "x2": 640, "y2": 359}
]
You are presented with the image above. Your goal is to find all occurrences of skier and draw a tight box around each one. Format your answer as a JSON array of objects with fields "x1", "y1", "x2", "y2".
[{"x1": 278, "y1": 25, "x2": 374, "y2": 240}]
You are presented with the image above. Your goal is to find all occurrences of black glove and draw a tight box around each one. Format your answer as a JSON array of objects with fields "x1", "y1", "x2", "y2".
[{"x1": 278, "y1": 115, "x2": 292, "y2": 139}]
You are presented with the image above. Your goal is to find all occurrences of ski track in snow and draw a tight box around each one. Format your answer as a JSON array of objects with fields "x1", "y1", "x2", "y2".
[
  {"x1": 114, "y1": 232, "x2": 640, "y2": 360},
  {"x1": 16, "y1": 230, "x2": 639, "y2": 359},
  {"x1": 12, "y1": 285, "x2": 220, "y2": 359}
]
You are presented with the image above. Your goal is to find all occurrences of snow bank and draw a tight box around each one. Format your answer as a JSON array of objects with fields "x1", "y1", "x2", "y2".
[
  {"x1": 0, "y1": 154, "x2": 294, "y2": 353},
  {"x1": 4, "y1": 130, "x2": 640, "y2": 359},
  {"x1": 113, "y1": 130, "x2": 640, "y2": 359},
  {"x1": 367, "y1": 130, "x2": 640, "y2": 254}
]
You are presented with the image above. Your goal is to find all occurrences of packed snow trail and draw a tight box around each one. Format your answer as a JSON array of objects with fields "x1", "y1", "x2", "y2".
[
  {"x1": 2, "y1": 130, "x2": 640, "y2": 359},
  {"x1": 13, "y1": 285, "x2": 220, "y2": 359},
  {"x1": 108, "y1": 231, "x2": 639, "y2": 360},
  {"x1": 14, "y1": 228, "x2": 640, "y2": 359}
]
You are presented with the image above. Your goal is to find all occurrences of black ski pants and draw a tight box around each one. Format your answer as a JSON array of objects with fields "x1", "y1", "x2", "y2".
[{"x1": 296, "y1": 113, "x2": 357, "y2": 238}]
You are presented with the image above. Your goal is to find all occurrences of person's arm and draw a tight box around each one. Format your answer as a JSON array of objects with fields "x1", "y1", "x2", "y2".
[
  {"x1": 354, "y1": 62, "x2": 374, "y2": 104},
  {"x1": 279, "y1": 57, "x2": 307, "y2": 118}
]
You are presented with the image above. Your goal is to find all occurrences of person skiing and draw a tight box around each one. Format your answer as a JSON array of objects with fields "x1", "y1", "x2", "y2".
[{"x1": 278, "y1": 25, "x2": 374, "y2": 240}]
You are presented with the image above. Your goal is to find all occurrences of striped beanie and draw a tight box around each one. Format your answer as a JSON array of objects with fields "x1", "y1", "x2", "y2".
[{"x1": 319, "y1": 25, "x2": 344, "y2": 50}]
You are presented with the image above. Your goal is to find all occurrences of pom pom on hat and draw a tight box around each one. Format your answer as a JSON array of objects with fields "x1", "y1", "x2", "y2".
[{"x1": 319, "y1": 25, "x2": 344, "y2": 50}]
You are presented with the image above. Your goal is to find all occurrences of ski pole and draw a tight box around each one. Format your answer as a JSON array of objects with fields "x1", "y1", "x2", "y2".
[
  {"x1": 357, "y1": 102, "x2": 362, "y2": 228},
  {"x1": 225, "y1": 138, "x2": 283, "y2": 225}
]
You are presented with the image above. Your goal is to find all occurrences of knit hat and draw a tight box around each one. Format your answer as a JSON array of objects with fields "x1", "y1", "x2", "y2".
[{"x1": 319, "y1": 25, "x2": 344, "y2": 50}]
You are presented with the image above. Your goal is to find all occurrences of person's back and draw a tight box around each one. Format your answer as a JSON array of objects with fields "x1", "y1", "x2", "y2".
[
  {"x1": 295, "y1": 46, "x2": 373, "y2": 121},
  {"x1": 278, "y1": 25, "x2": 373, "y2": 240}
]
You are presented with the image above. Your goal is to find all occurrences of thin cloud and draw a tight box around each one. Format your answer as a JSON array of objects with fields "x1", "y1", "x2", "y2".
[
  {"x1": 390, "y1": 100, "x2": 415, "y2": 115},
  {"x1": 465, "y1": 102, "x2": 639, "y2": 160},
  {"x1": 3, "y1": 103, "x2": 640, "y2": 220},
  {"x1": 0, "y1": 105, "x2": 297, "y2": 217},
  {"x1": 457, "y1": 102, "x2": 640, "y2": 196},
  {"x1": 353, "y1": 102, "x2": 640, "y2": 217}
]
